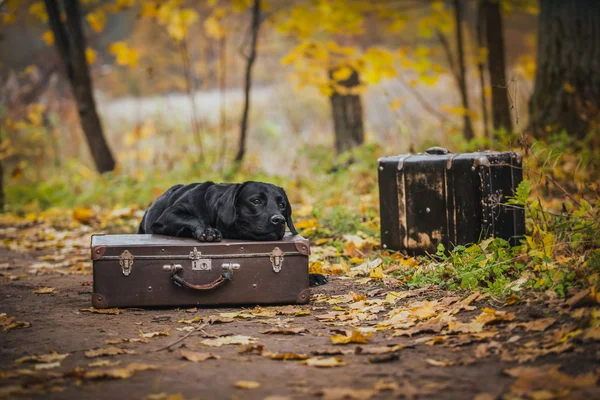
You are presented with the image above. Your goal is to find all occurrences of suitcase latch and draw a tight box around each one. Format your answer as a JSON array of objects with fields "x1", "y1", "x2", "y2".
[
  {"x1": 119, "y1": 250, "x2": 134, "y2": 276},
  {"x1": 270, "y1": 247, "x2": 284, "y2": 273},
  {"x1": 189, "y1": 247, "x2": 211, "y2": 271}
]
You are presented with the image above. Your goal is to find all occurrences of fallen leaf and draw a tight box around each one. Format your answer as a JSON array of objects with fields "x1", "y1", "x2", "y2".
[
  {"x1": 409, "y1": 300, "x2": 437, "y2": 320},
  {"x1": 425, "y1": 358, "x2": 456, "y2": 367},
  {"x1": 88, "y1": 360, "x2": 122, "y2": 368},
  {"x1": 318, "y1": 387, "x2": 376, "y2": 400},
  {"x1": 33, "y1": 287, "x2": 56, "y2": 294},
  {"x1": 355, "y1": 345, "x2": 404, "y2": 355},
  {"x1": 73, "y1": 207, "x2": 94, "y2": 224},
  {"x1": 15, "y1": 352, "x2": 69, "y2": 364},
  {"x1": 180, "y1": 350, "x2": 220, "y2": 362},
  {"x1": 186, "y1": 308, "x2": 198, "y2": 313},
  {"x1": 566, "y1": 288, "x2": 591, "y2": 307},
  {"x1": 261, "y1": 327, "x2": 308, "y2": 335},
  {"x1": 331, "y1": 330, "x2": 372, "y2": 345},
  {"x1": 83, "y1": 363, "x2": 156, "y2": 380},
  {"x1": 302, "y1": 357, "x2": 347, "y2": 368},
  {"x1": 234, "y1": 380, "x2": 261, "y2": 389},
  {"x1": 199, "y1": 335, "x2": 257, "y2": 347},
  {"x1": 80, "y1": 307, "x2": 121, "y2": 315},
  {"x1": 504, "y1": 365, "x2": 597, "y2": 395},
  {"x1": 474, "y1": 308, "x2": 515, "y2": 325},
  {"x1": 140, "y1": 331, "x2": 169, "y2": 338},
  {"x1": 1, "y1": 314, "x2": 32, "y2": 332},
  {"x1": 515, "y1": 318, "x2": 556, "y2": 332},
  {"x1": 264, "y1": 352, "x2": 310, "y2": 361},
  {"x1": 583, "y1": 326, "x2": 600, "y2": 341},
  {"x1": 505, "y1": 293, "x2": 521, "y2": 305},
  {"x1": 84, "y1": 346, "x2": 136, "y2": 358},
  {"x1": 34, "y1": 362, "x2": 61, "y2": 370},
  {"x1": 202, "y1": 315, "x2": 234, "y2": 324}
]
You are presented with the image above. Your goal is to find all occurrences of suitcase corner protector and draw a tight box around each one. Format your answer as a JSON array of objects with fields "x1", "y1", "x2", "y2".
[
  {"x1": 92, "y1": 293, "x2": 109, "y2": 309},
  {"x1": 297, "y1": 288, "x2": 310, "y2": 304},
  {"x1": 294, "y1": 240, "x2": 310, "y2": 256},
  {"x1": 91, "y1": 245, "x2": 107, "y2": 260}
]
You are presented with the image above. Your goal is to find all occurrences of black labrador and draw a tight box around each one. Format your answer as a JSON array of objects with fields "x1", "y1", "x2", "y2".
[{"x1": 138, "y1": 181, "x2": 328, "y2": 287}]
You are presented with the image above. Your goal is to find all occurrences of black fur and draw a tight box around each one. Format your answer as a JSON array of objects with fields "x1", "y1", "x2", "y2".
[{"x1": 138, "y1": 181, "x2": 327, "y2": 287}]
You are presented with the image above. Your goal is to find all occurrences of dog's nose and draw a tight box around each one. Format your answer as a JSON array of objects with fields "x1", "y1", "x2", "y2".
[{"x1": 270, "y1": 214, "x2": 285, "y2": 225}]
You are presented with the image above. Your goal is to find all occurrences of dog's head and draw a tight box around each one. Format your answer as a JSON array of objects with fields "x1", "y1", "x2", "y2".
[{"x1": 207, "y1": 182, "x2": 298, "y2": 240}]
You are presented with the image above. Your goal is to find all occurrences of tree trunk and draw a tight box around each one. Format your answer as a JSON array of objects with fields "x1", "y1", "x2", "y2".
[
  {"x1": 0, "y1": 157, "x2": 4, "y2": 212},
  {"x1": 44, "y1": 0, "x2": 115, "y2": 173},
  {"x1": 329, "y1": 69, "x2": 365, "y2": 154},
  {"x1": 235, "y1": 0, "x2": 261, "y2": 163},
  {"x1": 453, "y1": 0, "x2": 475, "y2": 141},
  {"x1": 529, "y1": 0, "x2": 600, "y2": 139},
  {"x1": 476, "y1": 0, "x2": 490, "y2": 139},
  {"x1": 484, "y1": 0, "x2": 513, "y2": 135}
]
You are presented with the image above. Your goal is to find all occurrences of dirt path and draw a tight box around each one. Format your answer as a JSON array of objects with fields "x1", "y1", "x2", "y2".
[{"x1": 1, "y1": 223, "x2": 599, "y2": 399}]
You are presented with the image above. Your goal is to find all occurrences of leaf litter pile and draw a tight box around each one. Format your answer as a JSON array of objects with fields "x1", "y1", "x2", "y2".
[{"x1": 1, "y1": 213, "x2": 599, "y2": 399}]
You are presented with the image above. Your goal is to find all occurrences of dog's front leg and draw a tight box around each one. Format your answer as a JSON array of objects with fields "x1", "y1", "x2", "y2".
[{"x1": 150, "y1": 206, "x2": 222, "y2": 242}]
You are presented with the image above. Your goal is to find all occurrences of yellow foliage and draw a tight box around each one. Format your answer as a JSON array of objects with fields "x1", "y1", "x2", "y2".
[
  {"x1": 369, "y1": 266, "x2": 385, "y2": 280},
  {"x1": 330, "y1": 330, "x2": 372, "y2": 345},
  {"x1": 204, "y1": 8, "x2": 227, "y2": 39},
  {"x1": 108, "y1": 42, "x2": 139, "y2": 68},
  {"x1": 86, "y1": 11, "x2": 106, "y2": 33},
  {"x1": 86, "y1": 48, "x2": 97, "y2": 65},
  {"x1": 42, "y1": 30, "x2": 55, "y2": 46},
  {"x1": 27, "y1": 104, "x2": 46, "y2": 126},
  {"x1": 332, "y1": 66, "x2": 353, "y2": 82},
  {"x1": 389, "y1": 98, "x2": 404, "y2": 111},
  {"x1": 29, "y1": 2, "x2": 48, "y2": 23},
  {"x1": 476, "y1": 47, "x2": 489, "y2": 64},
  {"x1": 563, "y1": 82, "x2": 576, "y2": 94}
]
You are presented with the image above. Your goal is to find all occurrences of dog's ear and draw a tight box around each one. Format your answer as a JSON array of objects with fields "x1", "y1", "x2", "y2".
[
  {"x1": 279, "y1": 187, "x2": 298, "y2": 235},
  {"x1": 206, "y1": 183, "x2": 246, "y2": 229}
]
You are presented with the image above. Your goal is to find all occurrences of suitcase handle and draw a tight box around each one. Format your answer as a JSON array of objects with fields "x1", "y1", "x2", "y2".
[
  {"x1": 170, "y1": 265, "x2": 232, "y2": 291},
  {"x1": 425, "y1": 146, "x2": 449, "y2": 155}
]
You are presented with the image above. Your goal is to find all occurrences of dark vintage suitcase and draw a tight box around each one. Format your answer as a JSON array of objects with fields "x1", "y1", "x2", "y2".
[
  {"x1": 90, "y1": 234, "x2": 310, "y2": 308},
  {"x1": 378, "y1": 146, "x2": 525, "y2": 255}
]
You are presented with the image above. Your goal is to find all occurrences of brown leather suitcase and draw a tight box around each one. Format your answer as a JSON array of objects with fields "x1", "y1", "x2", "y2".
[
  {"x1": 378, "y1": 147, "x2": 525, "y2": 255},
  {"x1": 90, "y1": 234, "x2": 310, "y2": 308}
]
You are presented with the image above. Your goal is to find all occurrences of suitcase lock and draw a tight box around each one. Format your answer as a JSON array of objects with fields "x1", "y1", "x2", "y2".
[
  {"x1": 270, "y1": 247, "x2": 284, "y2": 273},
  {"x1": 189, "y1": 247, "x2": 211, "y2": 271},
  {"x1": 119, "y1": 250, "x2": 134, "y2": 276}
]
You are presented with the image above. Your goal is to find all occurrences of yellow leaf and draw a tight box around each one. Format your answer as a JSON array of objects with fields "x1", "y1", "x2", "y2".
[
  {"x1": 302, "y1": 357, "x2": 347, "y2": 368},
  {"x1": 199, "y1": 335, "x2": 257, "y2": 347},
  {"x1": 563, "y1": 82, "x2": 575, "y2": 94},
  {"x1": 233, "y1": 381, "x2": 261, "y2": 389},
  {"x1": 86, "y1": 10, "x2": 106, "y2": 33},
  {"x1": 42, "y1": 30, "x2": 55, "y2": 46},
  {"x1": 15, "y1": 352, "x2": 69, "y2": 364},
  {"x1": 86, "y1": 48, "x2": 97, "y2": 64},
  {"x1": 180, "y1": 350, "x2": 220, "y2": 362},
  {"x1": 27, "y1": 103, "x2": 46, "y2": 126},
  {"x1": 331, "y1": 330, "x2": 372, "y2": 345},
  {"x1": 389, "y1": 98, "x2": 404, "y2": 111},
  {"x1": 332, "y1": 66, "x2": 353, "y2": 82},
  {"x1": 476, "y1": 47, "x2": 489, "y2": 64},
  {"x1": 84, "y1": 346, "x2": 135, "y2": 358},
  {"x1": 29, "y1": 2, "x2": 48, "y2": 22},
  {"x1": 108, "y1": 42, "x2": 139, "y2": 68},
  {"x1": 33, "y1": 287, "x2": 56, "y2": 294},
  {"x1": 73, "y1": 207, "x2": 94, "y2": 224},
  {"x1": 369, "y1": 266, "x2": 385, "y2": 280},
  {"x1": 140, "y1": 2, "x2": 158, "y2": 18}
]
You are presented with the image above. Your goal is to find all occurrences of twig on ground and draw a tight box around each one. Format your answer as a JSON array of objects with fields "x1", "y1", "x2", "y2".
[{"x1": 153, "y1": 323, "x2": 207, "y2": 352}]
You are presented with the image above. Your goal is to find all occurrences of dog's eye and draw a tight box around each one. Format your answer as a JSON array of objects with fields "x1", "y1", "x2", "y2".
[
  {"x1": 251, "y1": 199, "x2": 261, "y2": 205},
  {"x1": 279, "y1": 202, "x2": 286, "y2": 209}
]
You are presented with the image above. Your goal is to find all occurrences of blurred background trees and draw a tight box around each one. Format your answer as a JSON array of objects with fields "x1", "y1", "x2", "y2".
[{"x1": 0, "y1": 0, "x2": 598, "y2": 212}]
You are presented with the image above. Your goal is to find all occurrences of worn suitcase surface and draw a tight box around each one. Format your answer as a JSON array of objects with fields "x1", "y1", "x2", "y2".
[
  {"x1": 378, "y1": 146, "x2": 525, "y2": 255},
  {"x1": 91, "y1": 234, "x2": 310, "y2": 308}
]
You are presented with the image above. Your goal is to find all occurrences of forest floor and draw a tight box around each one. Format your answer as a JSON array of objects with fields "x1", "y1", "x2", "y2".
[{"x1": 1, "y1": 218, "x2": 599, "y2": 400}]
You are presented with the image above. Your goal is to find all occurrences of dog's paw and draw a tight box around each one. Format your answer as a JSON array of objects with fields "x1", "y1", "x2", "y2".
[
  {"x1": 193, "y1": 227, "x2": 223, "y2": 242},
  {"x1": 309, "y1": 273, "x2": 328, "y2": 287}
]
